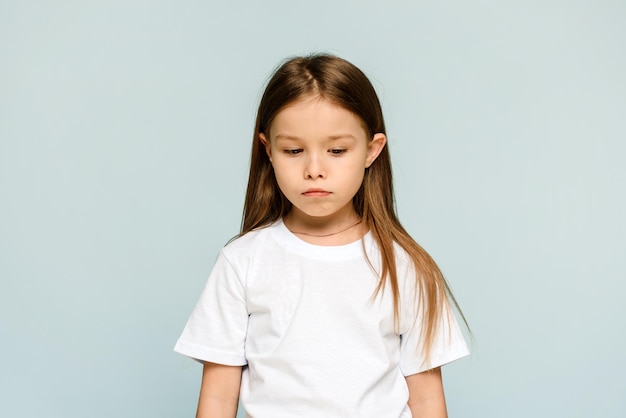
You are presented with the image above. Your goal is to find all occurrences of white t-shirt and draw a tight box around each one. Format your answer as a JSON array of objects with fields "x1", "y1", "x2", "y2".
[{"x1": 175, "y1": 219, "x2": 469, "y2": 417}]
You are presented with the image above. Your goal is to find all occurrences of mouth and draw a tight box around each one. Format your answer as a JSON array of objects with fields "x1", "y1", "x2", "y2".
[{"x1": 302, "y1": 188, "x2": 331, "y2": 197}]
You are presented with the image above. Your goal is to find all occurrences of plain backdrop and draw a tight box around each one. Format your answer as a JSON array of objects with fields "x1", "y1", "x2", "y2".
[{"x1": 1, "y1": 1, "x2": 624, "y2": 417}]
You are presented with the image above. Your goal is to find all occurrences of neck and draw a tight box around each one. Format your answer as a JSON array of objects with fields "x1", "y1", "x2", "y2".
[
  {"x1": 290, "y1": 219, "x2": 362, "y2": 237},
  {"x1": 283, "y1": 212, "x2": 365, "y2": 246}
]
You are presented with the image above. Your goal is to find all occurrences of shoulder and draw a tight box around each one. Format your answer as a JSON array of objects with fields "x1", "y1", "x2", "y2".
[
  {"x1": 362, "y1": 234, "x2": 413, "y2": 270},
  {"x1": 389, "y1": 241, "x2": 421, "y2": 298},
  {"x1": 389, "y1": 241, "x2": 415, "y2": 278},
  {"x1": 211, "y1": 222, "x2": 282, "y2": 282},
  {"x1": 222, "y1": 221, "x2": 281, "y2": 259},
  {"x1": 393, "y1": 241, "x2": 413, "y2": 265}
]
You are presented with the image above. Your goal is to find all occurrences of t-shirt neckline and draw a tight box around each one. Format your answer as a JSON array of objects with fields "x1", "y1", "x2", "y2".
[{"x1": 271, "y1": 218, "x2": 374, "y2": 261}]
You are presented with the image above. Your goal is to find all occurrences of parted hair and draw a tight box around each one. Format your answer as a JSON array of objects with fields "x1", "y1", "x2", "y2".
[{"x1": 241, "y1": 53, "x2": 467, "y2": 363}]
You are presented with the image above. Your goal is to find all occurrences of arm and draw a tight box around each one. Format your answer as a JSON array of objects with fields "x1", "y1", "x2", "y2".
[
  {"x1": 196, "y1": 362, "x2": 242, "y2": 418},
  {"x1": 405, "y1": 367, "x2": 447, "y2": 418}
]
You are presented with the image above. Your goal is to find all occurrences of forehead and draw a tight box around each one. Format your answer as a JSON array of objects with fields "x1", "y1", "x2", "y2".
[{"x1": 269, "y1": 97, "x2": 367, "y2": 139}]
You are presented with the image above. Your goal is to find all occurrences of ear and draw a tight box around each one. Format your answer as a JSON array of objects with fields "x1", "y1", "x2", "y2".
[
  {"x1": 365, "y1": 133, "x2": 387, "y2": 168},
  {"x1": 259, "y1": 133, "x2": 272, "y2": 162}
]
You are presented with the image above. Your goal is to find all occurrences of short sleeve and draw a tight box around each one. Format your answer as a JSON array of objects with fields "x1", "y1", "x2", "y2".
[
  {"x1": 399, "y1": 298, "x2": 470, "y2": 376},
  {"x1": 174, "y1": 250, "x2": 249, "y2": 366}
]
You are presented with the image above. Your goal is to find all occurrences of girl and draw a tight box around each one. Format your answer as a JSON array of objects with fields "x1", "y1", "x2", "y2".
[{"x1": 175, "y1": 54, "x2": 469, "y2": 418}]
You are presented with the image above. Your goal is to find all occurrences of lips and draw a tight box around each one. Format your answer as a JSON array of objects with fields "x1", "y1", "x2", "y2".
[{"x1": 302, "y1": 188, "x2": 331, "y2": 197}]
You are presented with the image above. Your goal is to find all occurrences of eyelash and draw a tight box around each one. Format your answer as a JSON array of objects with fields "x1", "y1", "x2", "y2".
[{"x1": 283, "y1": 149, "x2": 347, "y2": 155}]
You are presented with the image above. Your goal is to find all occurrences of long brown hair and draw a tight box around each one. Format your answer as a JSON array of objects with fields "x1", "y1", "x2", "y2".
[{"x1": 241, "y1": 53, "x2": 467, "y2": 364}]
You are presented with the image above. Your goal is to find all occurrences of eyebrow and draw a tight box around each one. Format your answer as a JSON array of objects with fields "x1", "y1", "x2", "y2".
[
  {"x1": 274, "y1": 134, "x2": 300, "y2": 141},
  {"x1": 274, "y1": 134, "x2": 357, "y2": 141}
]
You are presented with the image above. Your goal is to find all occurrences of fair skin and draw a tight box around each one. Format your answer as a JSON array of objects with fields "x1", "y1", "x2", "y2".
[
  {"x1": 196, "y1": 362, "x2": 241, "y2": 418},
  {"x1": 260, "y1": 96, "x2": 385, "y2": 245},
  {"x1": 406, "y1": 367, "x2": 448, "y2": 418},
  {"x1": 197, "y1": 364, "x2": 447, "y2": 418},
  {"x1": 196, "y1": 96, "x2": 448, "y2": 418}
]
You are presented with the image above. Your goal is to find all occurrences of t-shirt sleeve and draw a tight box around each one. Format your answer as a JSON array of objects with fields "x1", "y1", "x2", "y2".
[
  {"x1": 174, "y1": 250, "x2": 248, "y2": 366},
  {"x1": 399, "y1": 294, "x2": 470, "y2": 376}
]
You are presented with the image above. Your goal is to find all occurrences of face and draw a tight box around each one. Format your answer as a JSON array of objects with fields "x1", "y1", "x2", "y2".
[{"x1": 260, "y1": 96, "x2": 386, "y2": 226}]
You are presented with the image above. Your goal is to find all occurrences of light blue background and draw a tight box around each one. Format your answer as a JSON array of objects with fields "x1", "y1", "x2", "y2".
[{"x1": 1, "y1": 1, "x2": 624, "y2": 417}]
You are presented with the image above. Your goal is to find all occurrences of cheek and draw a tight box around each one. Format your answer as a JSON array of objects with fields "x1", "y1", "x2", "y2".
[
  {"x1": 271, "y1": 163, "x2": 295, "y2": 191},
  {"x1": 344, "y1": 164, "x2": 366, "y2": 190}
]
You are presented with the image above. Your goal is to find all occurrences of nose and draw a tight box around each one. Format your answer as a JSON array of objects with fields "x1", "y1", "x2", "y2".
[{"x1": 304, "y1": 153, "x2": 326, "y2": 179}]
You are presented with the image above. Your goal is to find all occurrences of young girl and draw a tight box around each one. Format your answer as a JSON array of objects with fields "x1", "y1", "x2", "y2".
[{"x1": 175, "y1": 54, "x2": 469, "y2": 418}]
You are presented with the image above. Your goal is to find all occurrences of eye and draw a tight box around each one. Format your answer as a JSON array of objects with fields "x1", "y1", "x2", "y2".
[
  {"x1": 284, "y1": 148, "x2": 303, "y2": 155},
  {"x1": 329, "y1": 149, "x2": 347, "y2": 155}
]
